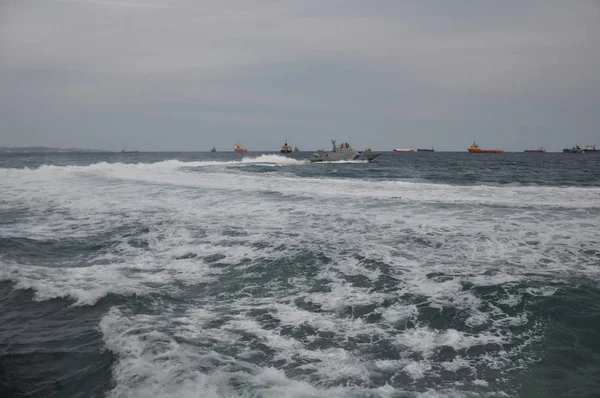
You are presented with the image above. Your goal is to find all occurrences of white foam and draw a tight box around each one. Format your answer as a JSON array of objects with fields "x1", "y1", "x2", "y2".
[
  {"x1": 525, "y1": 286, "x2": 558, "y2": 297},
  {"x1": 380, "y1": 304, "x2": 419, "y2": 324},
  {"x1": 496, "y1": 293, "x2": 523, "y2": 307},
  {"x1": 100, "y1": 308, "x2": 371, "y2": 398},
  {"x1": 3, "y1": 160, "x2": 599, "y2": 211},
  {"x1": 0, "y1": 261, "x2": 150, "y2": 305},
  {"x1": 241, "y1": 154, "x2": 305, "y2": 165},
  {"x1": 403, "y1": 361, "x2": 432, "y2": 379},
  {"x1": 465, "y1": 312, "x2": 490, "y2": 328},
  {"x1": 302, "y1": 282, "x2": 389, "y2": 313},
  {"x1": 0, "y1": 254, "x2": 219, "y2": 306},
  {"x1": 472, "y1": 379, "x2": 489, "y2": 387},
  {"x1": 394, "y1": 328, "x2": 506, "y2": 359},
  {"x1": 415, "y1": 391, "x2": 472, "y2": 398},
  {"x1": 2, "y1": 158, "x2": 599, "y2": 396},
  {"x1": 440, "y1": 358, "x2": 472, "y2": 372}
]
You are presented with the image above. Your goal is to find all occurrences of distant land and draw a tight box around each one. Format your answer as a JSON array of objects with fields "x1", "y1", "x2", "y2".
[{"x1": 0, "y1": 146, "x2": 109, "y2": 153}]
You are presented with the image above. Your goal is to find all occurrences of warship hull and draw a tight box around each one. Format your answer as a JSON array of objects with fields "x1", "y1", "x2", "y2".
[
  {"x1": 309, "y1": 139, "x2": 380, "y2": 162},
  {"x1": 309, "y1": 150, "x2": 381, "y2": 162}
]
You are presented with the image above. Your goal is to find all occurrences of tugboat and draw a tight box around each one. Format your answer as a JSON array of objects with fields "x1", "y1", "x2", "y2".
[
  {"x1": 524, "y1": 147, "x2": 546, "y2": 153},
  {"x1": 233, "y1": 143, "x2": 248, "y2": 153},
  {"x1": 468, "y1": 141, "x2": 504, "y2": 153},
  {"x1": 210, "y1": 146, "x2": 216, "y2": 152},
  {"x1": 310, "y1": 139, "x2": 381, "y2": 162},
  {"x1": 280, "y1": 139, "x2": 293, "y2": 153},
  {"x1": 417, "y1": 146, "x2": 435, "y2": 152},
  {"x1": 393, "y1": 147, "x2": 414, "y2": 152}
]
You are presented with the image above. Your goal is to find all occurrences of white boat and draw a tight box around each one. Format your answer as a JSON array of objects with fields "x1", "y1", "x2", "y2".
[{"x1": 280, "y1": 138, "x2": 293, "y2": 153}]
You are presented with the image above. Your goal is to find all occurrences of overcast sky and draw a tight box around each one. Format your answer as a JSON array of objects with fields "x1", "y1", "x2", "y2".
[{"x1": 1, "y1": 0, "x2": 599, "y2": 151}]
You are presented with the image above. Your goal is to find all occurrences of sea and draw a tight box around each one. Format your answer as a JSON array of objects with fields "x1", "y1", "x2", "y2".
[{"x1": 1, "y1": 151, "x2": 599, "y2": 398}]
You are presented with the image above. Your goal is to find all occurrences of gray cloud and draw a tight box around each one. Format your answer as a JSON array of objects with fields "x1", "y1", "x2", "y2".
[{"x1": 1, "y1": 0, "x2": 599, "y2": 151}]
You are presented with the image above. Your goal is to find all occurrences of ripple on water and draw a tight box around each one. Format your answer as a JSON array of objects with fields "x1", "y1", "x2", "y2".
[{"x1": 1, "y1": 155, "x2": 599, "y2": 397}]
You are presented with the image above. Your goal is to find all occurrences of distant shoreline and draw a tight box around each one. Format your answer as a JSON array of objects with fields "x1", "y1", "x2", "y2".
[{"x1": 0, "y1": 147, "x2": 109, "y2": 153}]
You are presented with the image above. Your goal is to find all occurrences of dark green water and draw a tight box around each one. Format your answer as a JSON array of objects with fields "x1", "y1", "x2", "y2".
[{"x1": 1, "y1": 151, "x2": 599, "y2": 397}]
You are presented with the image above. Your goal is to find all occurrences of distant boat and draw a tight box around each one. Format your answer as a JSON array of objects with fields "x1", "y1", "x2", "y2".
[
  {"x1": 393, "y1": 147, "x2": 414, "y2": 152},
  {"x1": 563, "y1": 144, "x2": 597, "y2": 153},
  {"x1": 563, "y1": 144, "x2": 583, "y2": 153},
  {"x1": 210, "y1": 146, "x2": 216, "y2": 152},
  {"x1": 417, "y1": 146, "x2": 435, "y2": 152},
  {"x1": 280, "y1": 139, "x2": 293, "y2": 153},
  {"x1": 233, "y1": 143, "x2": 248, "y2": 153},
  {"x1": 121, "y1": 148, "x2": 139, "y2": 153},
  {"x1": 294, "y1": 146, "x2": 299, "y2": 152},
  {"x1": 309, "y1": 139, "x2": 381, "y2": 162},
  {"x1": 524, "y1": 147, "x2": 546, "y2": 153},
  {"x1": 468, "y1": 141, "x2": 503, "y2": 153}
]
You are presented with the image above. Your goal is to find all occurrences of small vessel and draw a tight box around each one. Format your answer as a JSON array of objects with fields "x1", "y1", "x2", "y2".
[
  {"x1": 417, "y1": 147, "x2": 435, "y2": 152},
  {"x1": 294, "y1": 146, "x2": 299, "y2": 152},
  {"x1": 563, "y1": 144, "x2": 584, "y2": 153},
  {"x1": 468, "y1": 141, "x2": 504, "y2": 153},
  {"x1": 280, "y1": 139, "x2": 293, "y2": 153},
  {"x1": 310, "y1": 139, "x2": 381, "y2": 162},
  {"x1": 393, "y1": 147, "x2": 414, "y2": 152},
  {"x1": 210, "y1": 147, "x2": 216, "y2": 152},
  {"x1": 234, "y1": 143, "x2": 248, "y2": 153},
  {"x1": 565, "y1": 144, "x2": 598, "y2": 153},
  {"x1": 524, "y1": 147, "x2": 546, "y2": 153},
  {"x1": 121, "y1": 148, "x2": 139, "y2": 153}
]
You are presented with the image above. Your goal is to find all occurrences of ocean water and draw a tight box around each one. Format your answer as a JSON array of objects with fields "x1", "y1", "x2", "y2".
[{"x1": 1, "y1": 151, "x2": 599, "y2": 398}]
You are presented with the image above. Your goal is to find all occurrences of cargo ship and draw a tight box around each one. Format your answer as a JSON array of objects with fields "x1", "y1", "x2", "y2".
[
  {"x1": 393, "y1": 147, "x2": 414, "y2": 152},
  {"x1": 417, "y1": 147, "x2": 435, "y2": 152},
  {"x1": 233, "y1": 143, "x2": 248, "y2": 153},
  {"x1": 280, "y1": 139, "x2": 293, "y2": 153},
  {"x1": 524, "y1": 147, "x2": 546, "y2": 153},
  {"x1": 468, "y1": 142, "x2": 504, "y2": 153}
]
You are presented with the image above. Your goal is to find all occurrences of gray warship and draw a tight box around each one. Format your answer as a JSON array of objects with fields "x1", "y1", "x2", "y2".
[{"x1": 309, "y1": 139, "x2": 381, "y2": 162}]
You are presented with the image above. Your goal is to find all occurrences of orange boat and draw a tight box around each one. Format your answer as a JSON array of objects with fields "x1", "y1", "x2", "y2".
[
  {"x1": 468, "y1": 141, "x2": 503, "y2": 153},
  {"x1": 233, "y1": 143, "x2": 248, "y2": 153}
]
